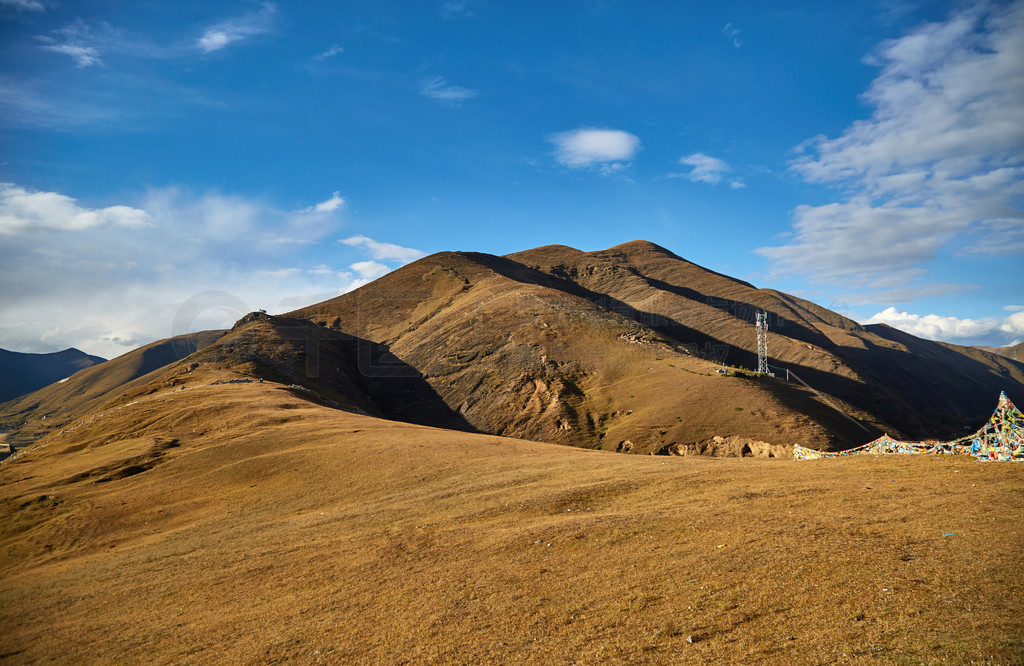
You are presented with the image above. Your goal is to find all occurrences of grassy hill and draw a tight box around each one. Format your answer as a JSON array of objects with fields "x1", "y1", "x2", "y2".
[
  {"x1": 0, "y1": 331, "x2": 224, "y2": 441},
  {"x1": 1, "y1": 373, "x2": 1021, "y2": 663}
]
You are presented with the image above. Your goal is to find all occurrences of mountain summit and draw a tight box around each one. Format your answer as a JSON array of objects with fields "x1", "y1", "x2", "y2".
[{"x1": 285, "y1": 241, "x2": 1023, "y2": 453}]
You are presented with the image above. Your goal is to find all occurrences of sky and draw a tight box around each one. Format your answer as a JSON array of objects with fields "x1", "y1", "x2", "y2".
[{"x1": 0, "y1": 0, "x2": 1022, "y2": 359}]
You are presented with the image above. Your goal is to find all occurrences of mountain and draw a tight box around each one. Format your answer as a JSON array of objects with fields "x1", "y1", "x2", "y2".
[
  {"x1": 4, "y1": 241, "x2": 1021, "y2": 456},
  {"x1": 288, "y1": 240, "x2": 1024, "y2": 452},
  {"x1": 0, "y1": 347, "x2": 106, "y2": 403},
  {"x1": 0, "y1": 331, "x2": 224, "y2": 439},
  {"x1": 976, "y1": 342, "x2": 1024, "y2": 363}
]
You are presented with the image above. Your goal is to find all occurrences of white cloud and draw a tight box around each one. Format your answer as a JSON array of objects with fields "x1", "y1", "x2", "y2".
[
  {"x1": 0, "y1": 184, "x2": 371, "y2": 358},
  {"x1": 671, "y1": 152, "x2": 743, "y2": 187},
  {"x1": 197, "y1": 3, "x2": 276, "y2": 53},
  {"x1": 36, "y1": 20, "x2": 115, "y2": 67},
  {"x1": 419, "y1": 76, "x2": 478, "y2": 106},
  {"x1": 301, "y1": 191, "x2": 345, "y2": 214},
  {"x1": 0, "y1": 183, "x2": 150, "y2": 234},
  {"x1": 1, "y1": 0, "x2": 45, "y2": 11},
  {"x1": 350, "y1": 260, "x2": 391, "y2": 281},
  {"x1": 866, "y1": 306, "x2": 1024, "y2": 346},
  {"x1": 549, "y1": 128, "x2": 640, "y2": 170},
  {"x1": 759, "y1": 2, "x2": 1024, "y2": 290},
  {"x1": 259, "y1": 268, "x2": 301, "y2": 279},
  {"x1": 314, "y1": 44, "x2": 344, "y2": 60},
  {"x1": 40, "y1": 43, "x2": 101, "y2": 67},
  {"x1": 340, "y1": 235, "x2": 425, "y2": 263},
  {"x1": 722, "y1": 22, "x2": 742, "y2": 48}
]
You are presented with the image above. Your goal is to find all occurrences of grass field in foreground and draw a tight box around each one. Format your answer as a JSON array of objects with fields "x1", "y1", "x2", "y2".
[{"x1": 1, "y1": 378, "x2": 1022, "y2": 664}]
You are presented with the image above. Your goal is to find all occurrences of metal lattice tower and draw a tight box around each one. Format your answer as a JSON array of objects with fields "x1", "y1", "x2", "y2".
[{"x1": 756, "y1": 311, "x2": 769, "y2": 374}]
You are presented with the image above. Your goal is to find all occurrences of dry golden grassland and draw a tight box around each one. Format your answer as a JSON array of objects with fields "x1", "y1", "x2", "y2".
[{"x1": 1, "y1": 378, "x2": 1022, "y2": 664}]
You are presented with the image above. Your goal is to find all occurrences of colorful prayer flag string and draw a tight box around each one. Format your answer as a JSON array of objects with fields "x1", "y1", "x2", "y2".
[{"x1": 794, "y1": 392, "x2": 1024, "y2": 462}]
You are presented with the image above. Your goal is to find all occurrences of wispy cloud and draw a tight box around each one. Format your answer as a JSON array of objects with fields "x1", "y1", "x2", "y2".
[
  {"x1": 440, "y1": 0, "x2": 478, "y2": 19},
  {"x1": 299, "y1": 191, "x2": 345, "y2": 214},
  {"x1": 36, "y1": 20, "x2": 111, "y2": 67},
  {"x1": 670, "y1": 152, "x2": 744, "y2": 188},
  {"x1": 314, "y1": 44, "x2": 344, "y2": 60},
  {"x1": 0, "y1": 0, "x2": 46, "y2": 11},
  {"x1": 548, "y1": 128, "x2": 640, "y2": 175},
  {"x1": 419, "y1": 76, "x2": 478, "y2": 106},
  {"x1": 0, "y1": 77, "x2": 123, "y2": 128},
  {"x1": 340, "y1": 235, "x2": 425, "y2": 263},
  {"x1": 759, "y1": 2, "x2": 1024, "y2": 291},
  {"x1": 38, "y1": 43, "x2": 102, "y2": 67},
  {"x1": 197, "y1": 2, "x2": 277, "y2": 53},
  {"x1": 838, "y1": 281, "x2": 977, "y2": 305},
  {"x1": 722, "y1": 22, "x2": 742, "y2": 48}
]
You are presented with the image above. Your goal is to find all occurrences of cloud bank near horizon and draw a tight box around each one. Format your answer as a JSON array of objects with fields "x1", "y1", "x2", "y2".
[
  {"x1": 0, "y1": 182, "x2": 422, "y2": 358},
  {"x1": 867, "y1": 306, "x2": 1024, "y2": 348}
]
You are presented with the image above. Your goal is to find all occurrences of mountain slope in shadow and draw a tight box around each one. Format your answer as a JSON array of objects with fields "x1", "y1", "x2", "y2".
[{"x1": 0, "y1": 347, "x2": 106, "y2": 403}]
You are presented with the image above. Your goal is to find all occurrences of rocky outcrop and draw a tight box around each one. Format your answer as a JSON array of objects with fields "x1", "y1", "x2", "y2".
[{"x1": 658, "y1": 435, "x2": 792, "y2": 459}]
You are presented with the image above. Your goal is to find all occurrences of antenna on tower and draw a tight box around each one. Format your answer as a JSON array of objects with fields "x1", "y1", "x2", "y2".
[{"x1": 756, "y1": 311, "x2": 770, "y2": 375}]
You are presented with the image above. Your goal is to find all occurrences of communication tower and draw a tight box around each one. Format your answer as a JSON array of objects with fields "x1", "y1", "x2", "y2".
[{"x1": 756, "y1": 311, "x2": 769, "y2": 375}]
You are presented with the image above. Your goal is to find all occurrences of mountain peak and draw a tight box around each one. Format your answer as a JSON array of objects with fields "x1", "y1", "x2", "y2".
[{"x1": 604, "y1": 239, "x2": 679, "y2": 258}]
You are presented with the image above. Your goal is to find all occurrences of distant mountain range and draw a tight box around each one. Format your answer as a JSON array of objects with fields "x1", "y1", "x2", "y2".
[
  {"x1": 4, "y1": 240, "x2": 1021, "y2": 456},
  {"x1": 0, "y1": 347, "x2": 105, "y2": 403}
]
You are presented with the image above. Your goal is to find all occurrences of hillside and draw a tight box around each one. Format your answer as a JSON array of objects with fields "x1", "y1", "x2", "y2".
[
  {"x1": 1, "y1": 372, "x2": 1021, "y2": 663},
  {"x1": 506, "y1": 241, "x2": 1024, "y2": 437},
  {"x1": 0, "y1": 331, "x2": 224, "y2": 442},
  {"x1": 976, "y1": 342, "x2": 1024, "y2": 363},
  {"x1": 0, "y1": 347, "x2": 105, "y2": 403},
  {"x1": 289, "y1": 241, "x2": 1024, "y2": 452}
]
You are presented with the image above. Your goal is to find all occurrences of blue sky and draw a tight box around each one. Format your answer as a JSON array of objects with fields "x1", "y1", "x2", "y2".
[{"x1": 1, "y1": 0, "x2": 1022, "y2": 359}]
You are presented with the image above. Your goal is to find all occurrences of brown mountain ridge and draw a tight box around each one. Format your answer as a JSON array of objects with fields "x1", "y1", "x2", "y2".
[
  {"x1": 4, "y1": 240, "x2": 1022, "y2": 457},
  {"x1": 284, "y1": 240, "x2": 1024, "y2": 453}
]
